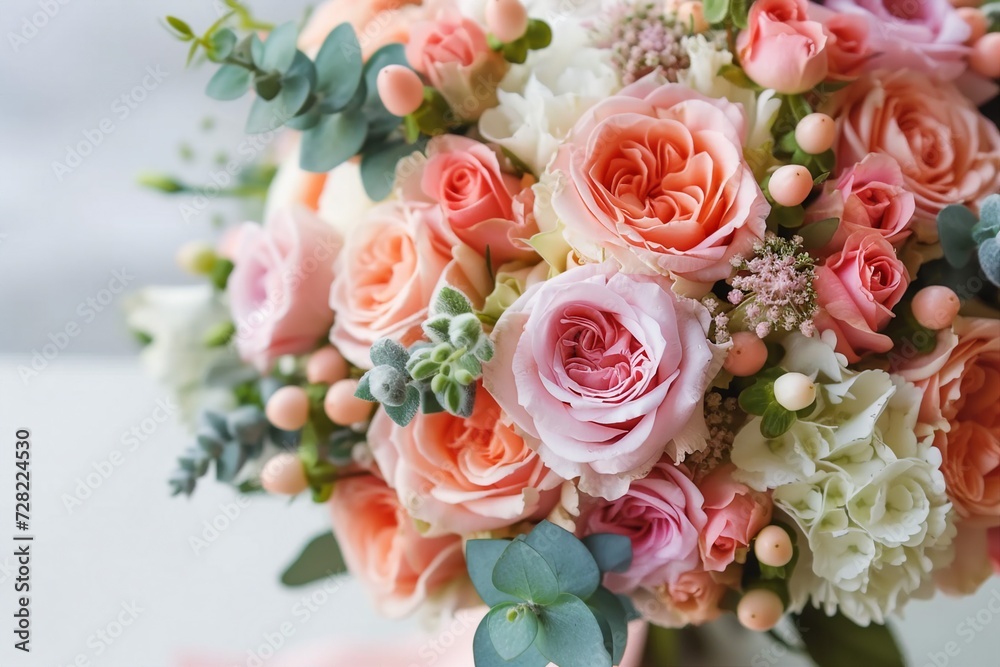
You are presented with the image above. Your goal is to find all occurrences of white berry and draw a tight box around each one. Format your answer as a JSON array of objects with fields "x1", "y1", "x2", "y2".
[{"x1": 773, "y1": 372, "x2": 816, "y2": 412}]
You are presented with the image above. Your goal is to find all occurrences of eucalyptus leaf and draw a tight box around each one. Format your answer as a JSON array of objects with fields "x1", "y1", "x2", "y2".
[
  {"x1": 280, "y1": 531, "x2": 347, "y2": 586},
  {"x1": 586, "y1": 588, "x2": 630, "y2": 664},
  {"x1": 583, "y1": 534, "x2": 633, "y2": 574},
  {"x1": 525, "y1": 521, "x2": 601, "y2": 600},
  {"x1": 315, "y1": 23, "x2": 364, "y2": 112},
  {"x1": 206, "y1": 65, "x2": 252, "y2": 101},
  {"x1": 937, "y1": 204, "x2": 978, "y2": 267},
  {"x1": 536, "y1": 594, "x2": 612, "y2": 667},
  {"x1": 487, "y1": 605, "x2": 539, "y2": 661},
  {"x1": 276, "y1": 74, "x2": 312, "y2": 119},
  {"x1": 794, "y1": 606, "x2": 905, "y2": 667},
  {"x1": 473, "y1": 620, "x2": 549, "y2": 667},
  {"x1": 493, "y1": 539, "x2": 560, "y2": 605},
  {"x1": 209, "y1": 29, "x2": 237, "y2": 61},
  {"x1": 467, "y1": 539, "x2": 520, "y2": 606},
  {"x1": 800, "y1": 217, "x2": 840, "y2": 250},
  {"x1": 300, "y1": 108, "x2": 368, "y2": 172},
  {"x1": 245, "y1": 96, "x2": 284, "y2": 134},
  {"x1": 360, "y1": 139, "x2": 425, "y2": 201},
  {"x1": 259, "y1": 21, "x2": 298, "y2": 72}
]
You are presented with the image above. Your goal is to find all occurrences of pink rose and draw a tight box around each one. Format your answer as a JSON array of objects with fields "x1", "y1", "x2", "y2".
[
  {"x1": 402, "y1": 135, "x2": 538, "y2": 266},
  {"x1": 582, "y1": 461, "x2": 707, "y2": 592},
  {"x1": 552, "y1": 78, "x2": 768, "y2": 287},
  {"x1": 811, "y1": 9, "x2": 873, "y2": 81},
  {"x1": 633, "y1": 568, "x2": 729, "y2": 627},
  {"x1": 736, "y1": 0, "x2": 830, "y2": 94},
  {"x1": 829, "y1": 69, "x2": 1000, "y2": 241},
  {"x1": 805, "y1": 153, "x2": 915, "y2": 254},
  {"x1": 825, "y1": 0, "x2": 971, "y2": 81},
  {"x1": 484, "y1": 262, "x2": 725, "y2": 500},
  {"x1": 368, "y1": 386, "x2": 562, "y2": 535},
  {"x1": 328, "y1": 474, "x2": 466, "y2": 617},
  {"x1": 329, "y1": 200, "x2": 450, "y2": 368},
  {"x1": 934, "y1": 519, "x2": 995, "y2": 595},
  {"x1": 897, "y1": 317, "x2": 1000, "y2": 523},
  {"x1": 814, "y1": 231, "x2": 909, "y2": 362},
  {"x1": 405, "y1": 10, "x2": 508, "y2": 121},
  {"x1": 990, "y1": 525, "x2": 1000, "y2": 574},
  {"x1": 227, "y1": 208, "x2": 341, "y2": 371},
  {"x1": 698, "y1": 463, "x2": 772, "y2": 573}
]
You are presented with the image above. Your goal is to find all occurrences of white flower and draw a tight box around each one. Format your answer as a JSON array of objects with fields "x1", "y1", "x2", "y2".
[
  {"x1": 678, "y1": 35, "x2": 780, "y2": 151},
  {"x1": 316, "y1": 161, "x2": 377, "y2": 237},
  {"x1": 124, "y1": 285, "x2": 239, "y2": 423},
  {"x1": 731, "y1": 334, "x2": 955, "y2": 626},
  {"x1": 479, "y1": 23, "x2": 620, "y2": 174}
]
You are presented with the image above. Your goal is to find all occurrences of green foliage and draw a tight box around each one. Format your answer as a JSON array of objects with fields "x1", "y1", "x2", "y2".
[
  {"x1": 703, "y1": 0, "x2": 731, "y2": 24},
  {"x1": 356, "y1": 287, "x2": 494, "y2": 426},
  {"x1": 169, "y1": 406, "x2": 268, "y2": 495},
  {"x1": 937, "y1": 196, "x2": 1000, "y2": 288},
  {"x1": 468, "y1": 521, "x2": 635, "y2": 667},
  {"x1": 489, "y1": 19, "x2": 553, "y2": 64},
  {"x1": 793, "y1": 606, "x2": 905, "y2": 667},
  {"x1": 280, "y1": 531, "x2": 347, "y2": 586}
]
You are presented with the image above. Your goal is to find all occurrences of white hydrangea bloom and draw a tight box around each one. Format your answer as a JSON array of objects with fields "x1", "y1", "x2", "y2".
[
  {"x1": 731, "y1": 334, "x2": 956, "y2": 626},
  {"x1": 479, "y1": 22, "x2": 621, "y2": 175}
]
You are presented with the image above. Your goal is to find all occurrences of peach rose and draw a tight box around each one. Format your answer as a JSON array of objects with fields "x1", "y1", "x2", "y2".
[
  {"x1": 698, "y1": 463, "x2": 773, "y2": 573},
  {"x1": 633, "y1": 569, "x2": 728, "y2": 627},
  {"x1": 896, "y1": 317, "x2": 1000, "y2": 523},
  {"x1": 227, "y1": 208, "x2": 342, "y2": 371},
  {"x1": 812, "y1": 9, "x2": 872, "y2": 81},
  {"x1": 814, "y1": 231, "x2": 909, "y2": 362},
  {"x1": 329, "y1": 200, "x2": 450, "y2": 368},
  {"x1": 401, "y1": 135, "x2": 538, "y2": 266},
  {"x1": 405, "y1": 9, "x2": 508, "y2": 121},
  {"x1": 934, "y1": 519, "x2": 994, "y2": 595},
  {"x1": 368, "y1": 386, "x2": 562, "y2": 535},
  {"x1": 990, "y1": 525, "x2": 1000, "y2": 573},
  {"x1": 329, "y1": 474, "x2": 466, "y2": 617},
  {"x1": 552, "y1": 77, "x2": 769, "y2": 287},
  {"x1": 736, "y1": 0, "x2": 830, "y2": 94},
  {"x1": 829, "y1": 69, "x2": 1000, "y2": 241},
  {"x1": 299, "y1": 0, "x2": 424, "y2": 60},
  {"x1": 805, "y1": 153, "x2": 915, "y2": 254}
]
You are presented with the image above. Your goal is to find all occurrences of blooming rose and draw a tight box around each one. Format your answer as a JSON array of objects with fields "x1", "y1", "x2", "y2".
[
  {"x1": 805, "y1": 153, "x2": 915, "y2": 254},
  {"x1": 484, "y1": 262, "x2": 725, "y2": 500},
  {"x1": 807, "y1": 5, "x2": 872, "y2": 80},
  {"x1": 814, "y1": 231, "x2": 909, "y2": 362},
  {"x1": 328, "y1": 474, "x2": 466, "y2": 617},
  {"x1": 551, "y1": 77, "x2": 768, "y2": 287},
  {"x1": 367, "y1": 386, "x2": 562, "y2": 535},
  {"x1": 406, "y1": 10, "x2": 508, "y2": 121},
  {"x1": 228, "y1": 208, "x2": 341, "y2": 371},
  {"x1": 829, "y1": 69, "x2": 1000, "y2": 241},
  {"x1": 329, "y1": 200, "x2": 450, "y2": 368},
  {"x1": 299, "y1": 0, "x2": 424, "y2": 59},
  {"x1": 698, "y1": 463, "x2": 772, "y2": 572},
  {"x1": 402, "y1": 135, "x2": 538, "y2": 266},
  {"x1": 582, "y1": 461, "x2": 707, "y2": 592},
  {"x1": 736, "y1": 0, "x2": 830, "y2": 94},
  {"x1": 897, "y1": 317, "x2": 1000, "y2": 522},
  {"x1": 633, "y1": 568, "x2": 728, "y2": 627},
  {"x1": 825, "y1": 0, "x2": 970, "y2": 81}
]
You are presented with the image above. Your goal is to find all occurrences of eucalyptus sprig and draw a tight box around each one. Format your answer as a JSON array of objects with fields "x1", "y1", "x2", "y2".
[
  {"x1": 467, "y1": 521, "x2": 636, "y2": 667},
  {"x1": 355, "y1": 287, "x2": 494, "y2": 426}
]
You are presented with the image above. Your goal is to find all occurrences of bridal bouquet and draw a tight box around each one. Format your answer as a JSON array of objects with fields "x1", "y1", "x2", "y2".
[{"x1": 133, "y1": 0, "x2": 1000, "y2": 664}]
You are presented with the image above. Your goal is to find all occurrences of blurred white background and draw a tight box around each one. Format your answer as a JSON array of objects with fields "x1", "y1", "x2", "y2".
[{"x1": 1, "y1": 1, "x2": 998, "y2": 666}]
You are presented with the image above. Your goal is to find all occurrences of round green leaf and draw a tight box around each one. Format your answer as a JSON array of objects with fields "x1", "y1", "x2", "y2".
[
  {"x1": 937, "y1": 204, "x2": 978, "y2": 267},
  {"x1": 473, "y1": 620, "x2": 549, "y2": 667},
  {"x1": 206, "y1": 65, "x2": 252, "y2": 101},
  {"x1": 315, "y1": 23, "x2": 363, "y2": 112},
  {"x1": 525, "y1": 521, "x2": 601, "y2": 600},
  {"x1": 259, "y1": 21, "x2": 298, "y2": 72},
  {"x1": 582, "y1": 534, "x2": 632, "y2": 574},
  {"x1": 300, "y1": 108, "x2": 368, "y2": 172},
  {"x1": 703, "y1": 0, "x2": 732, "y2": 23},
  {"x1": 467, "y1": 539, "x2": 521, "y2": 607},
  {"x1": 280, "y1": 532, "x2": 347, "y2": 586},
  {"x1": 536, "y1": 594, "x2": 612, "y2": 667},
  {"x1": 493, "y1": 539, "x2": 560, "y2": 605},
  {"x1": 487, "y1": 605, "x2": 539, "y2": 661},
  {"x1": 360, "y1": 139, "x2": 424, "y2": 201}
]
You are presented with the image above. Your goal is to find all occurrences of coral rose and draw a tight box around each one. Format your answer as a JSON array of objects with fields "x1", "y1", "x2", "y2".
[
  {"x1": 633, "y1": 568, "x2": 729, "y2": 627},
  {"x1": 551, "y1": 77, "x2": 768, "y2": 288},
  {"x1": 736, "y1": 0, "x2": 830, "y2": 94},
  {"x1": 484, "y1": 261, "x2": 725, "y2": 500},
  {"x1": 698, "y1": 463, "x2": 773, "y2": 572},
  {"x1": 814, "y1": 231, "x2": 909, "y2": 362},
  {"x1": 228, "y1": 207, "x2": 341, "y2": 371},
  {"x1": 828, "y1": 69, "x2": 1000, "y2": 241},
  {"x1": 368, "y1": 386, "x2": 562, "y2": 536},
  {"x1": 897, "y1": 317, "x2": 1000, "y2": 523},
  {"x1": 582, "y1": 461, "x2": 707, "y2": 592},
  {"x1": 328, "y1": 474, "x2": 466, "y2": 617},
  {"x1": 329, "y1": 200, "x2": 450, "y2": 368}
]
